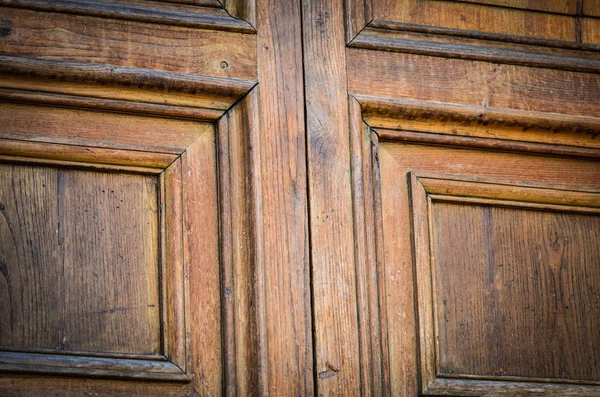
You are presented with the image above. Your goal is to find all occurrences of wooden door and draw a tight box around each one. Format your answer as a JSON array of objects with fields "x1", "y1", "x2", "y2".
[
  {"x1": 302, "y1": 0, "x2": 600, "y2": 396},
  {"x1": 1, "y1": 0, "x2": 599, "y2": 396}
]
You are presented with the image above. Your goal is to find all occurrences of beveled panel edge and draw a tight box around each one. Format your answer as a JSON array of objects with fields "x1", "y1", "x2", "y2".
[
  {"x1": 349, "y1": 26, "x2": 600, "y2": 73},
  {"x1": 0, "y1": 0, "x2": 255, "y2": 33},
  {"x1": 0, "y1": 351, "x2": 190, "y2": 382},
  {"x1": 0, "y1": 88, "x2": 224, "y2": 122},
  {"x1": 366, "y1": 19, "x2": 600, "y2": 52},
  {"x1": 409, "y1": 172, "x2": 600, "y2": 395},
  {"x1": 0, "y1": 56, "x2": 257, "y2": 119},
  {"x1": 425, "y1": 377, "x2": 600, "y2": 396},
  {"x1": 415, "y1": 172, "x2": 600, "y2": 211}
]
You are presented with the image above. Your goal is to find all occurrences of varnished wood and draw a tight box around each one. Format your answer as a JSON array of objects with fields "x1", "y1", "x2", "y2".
[
  {"x1": 217, "y1": 93, "x2": 259, "y2": 395},
  {"x1": 2, "y1": 0, "x2": 600, "y2": 393}
]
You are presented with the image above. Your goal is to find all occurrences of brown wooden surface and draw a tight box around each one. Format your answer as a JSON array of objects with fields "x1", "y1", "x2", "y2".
[
  {"x1": 348, "y1": 49, "x2": 600, "y2": 118},
  {"x1": 445, "y1": 0, "x2": 578, "y2": 14},
  {"x1": 0, "y1": 7, "x2": 256, "y2": 80},
  {"x1": 379, "y1": 142, "x2": 600, "y2": 395},
  {"x1": 371, "y1": 0, "x2": 577, "y2": 42},
  {"x1": 432, "y1": 202, "x2": 600, "y2": 381},
  {"x1": 2, "y1": 0, "x2": 600, "y2": 394},
  {"x1": 253, "y1": 0, "x2": 313, "y2": 393},
  {"x1": 302, "y1": 0, "x2": 360, "y2": 394},
  {"x1": 0, "y1": 164, "x2": 160, "y2": 355}
]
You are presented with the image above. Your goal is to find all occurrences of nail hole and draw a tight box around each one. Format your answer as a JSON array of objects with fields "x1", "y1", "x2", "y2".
[{"x1": 220, "y1": 61, "x2": 229, "y2": 69}]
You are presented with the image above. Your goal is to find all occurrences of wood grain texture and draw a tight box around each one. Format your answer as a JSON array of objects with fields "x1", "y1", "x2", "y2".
[
  {"x1": 222, "y1": 0, "x2": 256, "y2": 28},
  {"x1": 254, "y1": 0, "x2": 313, "y2": 393},
  {"x1": 349, "y1": 98, "x2": 386, "y2": 396},
  {"x1": 302, "y1": 0, "x2": 360, "y2": 394},
  {"x1": 378, "y1": 141, "x2": 600, "y2": 395},
  {"x1": 0, "y1": 102, "x2": 211, "y2": 154},
  {"x1": 349, "y1": 27, "x2": 600, "y2": 73},
  {"x1": 0, "y1": 0, "x2": 252, "y2": 32},
  {"x1": 432, "y1": 202, "x2": 600, "y2": 381},
  {"x1": 0, "y1": 374, "x2": 198, "y2": 396},
  {"x1": 348, "y1": 49, "x2": 600, "y2": 118},
  {"x1": 61, "y1": 170, "x2": 160, "y2": 355},
  {"x1": 217, "y1": 93, "x2": 259, "y2": 396},
  {"x1": 445, "y1": 0, "x2": 578, "y2": 14},
  {"x1": 0, "y1": 88, "x2": 224, "y2": 121},
  {"x1": 0, "y1": 7, "x2": 256, "y2": 81},
  {"x1": 345, "y1": 0, "x2": 372, "y2": 42},
  {"x1": 0, "y1": 164, "x2": 161, "y2": 355},
  {"x1": 0, "y1": 164, "x2": 61, "y2": 351},
  {"x1": 355, "y1": 96, "x2": 600, "y2": 149},
  {"x1": 582, "y1": 18, "x2": 600, "y2": 45},
  {"x1": 584, "y1": 0, "x2": 600, "y2": 16},
  {"x1": 0, "y1": 351, "x2": 189, "y2": 381},
  {"x1": 370, "y1": 0, "x2": 577, "y2": 43},
  {"x1": 0, "y1": 139, "x2": 177, "y2": 170},
  {"x1": 180, "y1": 131, "x2": 222, "y2": 395}
]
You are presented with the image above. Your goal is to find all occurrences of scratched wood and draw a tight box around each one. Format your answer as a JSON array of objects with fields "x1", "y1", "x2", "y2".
[
  {"x1": 0, "y1": 164, "x2": 161, "y2": 355},
  {"x1": 0, "y1": 164, "x2": 62, "y2": 350}
]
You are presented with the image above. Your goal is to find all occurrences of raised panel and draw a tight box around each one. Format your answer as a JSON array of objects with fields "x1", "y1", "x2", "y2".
[
  {"x1": 0, "y1": 164, "x2": 161, "y2": 355},
  {"x1": 0, "y1": 97, "x2": 223, "y2": 384},
  {"x1": 431, "y1": 201, "x2": 600, "y2": 381},
  {"x1": 377, "y1": 140, "x2": 600, "y2": 396}
]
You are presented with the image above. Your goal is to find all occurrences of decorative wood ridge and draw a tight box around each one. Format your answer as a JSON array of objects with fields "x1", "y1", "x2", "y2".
[
  {"x1": 353, "y1": 94, "x2": 600, "y2": 158},
  {"x1": 348, "y1": 26, "x2": 600, "y2": 74},
  {"x1": 0, "y1": 56, "x2": 257, "y2": 121},
  {"x1": 0, "y1": 351, "x2": 190, "y2": 381},
  {"x1": 0, "y1": 0, "x2": 256, "y2": 33}
]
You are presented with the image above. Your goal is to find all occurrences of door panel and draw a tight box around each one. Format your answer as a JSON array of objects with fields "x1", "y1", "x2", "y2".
[
  {"x1": 1, "y1": 164, "x2": 161, "y2": 356},
  {"x1": 375, "y1": 140, "x2": 600, "y2": 396}
]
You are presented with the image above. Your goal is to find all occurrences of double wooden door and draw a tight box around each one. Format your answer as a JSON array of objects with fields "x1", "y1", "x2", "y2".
[{"x1": 0, "y1": 0, "x2": 599, "y2": 395}]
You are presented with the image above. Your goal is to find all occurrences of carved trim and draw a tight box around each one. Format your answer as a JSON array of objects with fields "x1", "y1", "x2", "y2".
[
  {"x1": 0, "y1": 56, "x2": 256, "y2": 109},
  {"x1": 0, "y1": 89, "x2": 224, "y2": 121},
  {"x1": 0, "y1": 352, "x2": 190, "y2": 381},
  {"x1": 349, "y1": 27, "x2": 600, "y2": 74},
  {"x1": 367, "y1": 20, "x2": 600, "y2": 52},
  {"x1": 353, "y1": 95, "x2": 600, "y2": 154},
  {"x1": 217, "y1": 92, "x2": 260, "y2": 395},
  {"x1": 348, "y1": 96, "x2": 387, "y2": 395},
  {"x1": 375, "y1": 130, "x2": 600, "y2": 159},
  {"x1": 0, "y1": 0, "x2": 255, "y2": 33}
]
